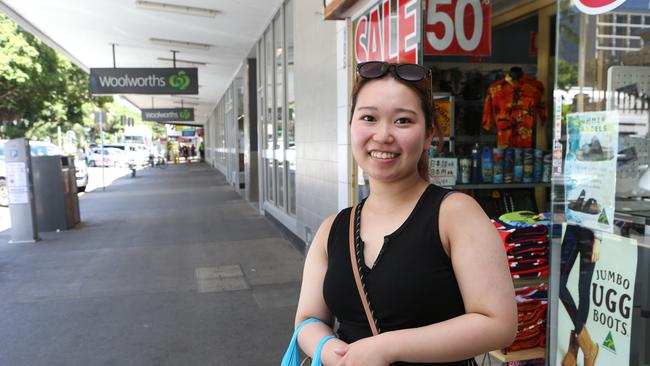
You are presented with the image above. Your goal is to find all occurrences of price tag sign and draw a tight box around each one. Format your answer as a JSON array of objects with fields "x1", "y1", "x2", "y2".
[
  {"x1": 424, "y1": 0, "x2": 491, "y2": 56},
  {"x1": 429, "y1": 158, "x2": 458, "y2": 187}
]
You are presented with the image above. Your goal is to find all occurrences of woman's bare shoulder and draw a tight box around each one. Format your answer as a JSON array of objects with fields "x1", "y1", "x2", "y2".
[{"x1": 310, "y1": 212, "x2": 344, "y2": 256}]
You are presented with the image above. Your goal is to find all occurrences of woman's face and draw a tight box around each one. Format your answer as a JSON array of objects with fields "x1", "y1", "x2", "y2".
[{"x1": 350, "y1": 77, "x2": 432, "y2": 183}]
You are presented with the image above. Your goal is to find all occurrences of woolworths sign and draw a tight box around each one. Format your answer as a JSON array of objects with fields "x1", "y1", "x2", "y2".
[
  {"x1": 141, "y1": 108, "x2": 194, "y2": 122},
  {"x1": 90, "y1": 68, "x2": 198, "y2": 94}
]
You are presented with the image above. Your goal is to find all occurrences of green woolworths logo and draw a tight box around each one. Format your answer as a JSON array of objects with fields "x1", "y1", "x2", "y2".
[
  {"x1": 169, "y1": 71, "x2": 191, "y2": 90},
  {"x1": 179, "y1": 110, "x2": 191, "y2": 119}
]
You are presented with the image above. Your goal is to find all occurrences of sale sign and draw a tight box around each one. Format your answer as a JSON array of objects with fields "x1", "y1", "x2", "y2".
[
  {"x1": 573, "y1": 0, "x2": 626, "y2": 15},
  {"x1": 354, "y1": 0, "x2": 420, "y2": 63},
  {"x1": 424, "y1": 0, "x2": 491, "y2": 56}
]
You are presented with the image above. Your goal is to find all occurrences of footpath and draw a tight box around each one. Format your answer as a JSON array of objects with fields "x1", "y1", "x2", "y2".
[{"x1": 0, "y1": 163, "x2": 304, "y2": 366}]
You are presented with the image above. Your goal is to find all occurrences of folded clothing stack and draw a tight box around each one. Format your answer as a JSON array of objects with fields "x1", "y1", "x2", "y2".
[
  {"x1": 493, "y1": 211, "x2": 550, "y2": 279},
  {"x1": 504, "y1": 283, "x2": 548, "y2": 353},
  {"x1": 504, "y1": 359, "x2": 544, "y2": 366}
]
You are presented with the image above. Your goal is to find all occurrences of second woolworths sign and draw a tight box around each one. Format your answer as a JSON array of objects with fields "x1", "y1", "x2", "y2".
[
  {"x1": 141, "y1": 108, "x2": 194, "y2": 122},
  {"x1": 90, "y1": 68, "x2": 198, "y2": 94}
]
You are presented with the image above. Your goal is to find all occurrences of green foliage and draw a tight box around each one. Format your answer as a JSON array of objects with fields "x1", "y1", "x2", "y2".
[
  {"x1": 557, "y1": 59, "x2": 578, "y2": 91},
  {"x1": 0, "y1": 14, "x2": 112, "y2": 142}
]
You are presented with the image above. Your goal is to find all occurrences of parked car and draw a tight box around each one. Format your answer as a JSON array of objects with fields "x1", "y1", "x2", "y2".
[
  {"x1": 0, "y1": 140, "x2": 87, "y2": 205},
  {"x1": 74, "y1": 158, "x2": 89, "y2": 191},
  {"x1": 88, "y1": 147, "x2": 126, "y2": 167}
]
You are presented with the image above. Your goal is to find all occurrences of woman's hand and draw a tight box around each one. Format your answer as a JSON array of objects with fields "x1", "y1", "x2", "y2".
[
  {"x1": 320, "y1": 338, "x2": 348, "y2": 366},
  {"x1": 591, "y1": 238, "x2": 601, "y2": 263},
  {"x1": 332, "y1": 336, "x2": 394, "y2": 366}
]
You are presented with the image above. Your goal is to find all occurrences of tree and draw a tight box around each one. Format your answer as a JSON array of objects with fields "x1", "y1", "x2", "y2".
[{"x1": 0, "y1": 14, "x2": 111, "y2": 140}]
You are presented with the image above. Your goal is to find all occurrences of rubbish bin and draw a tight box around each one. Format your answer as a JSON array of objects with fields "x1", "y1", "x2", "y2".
[{"x1": 31, "y1": 155, "x2": 80, "y2": 231}]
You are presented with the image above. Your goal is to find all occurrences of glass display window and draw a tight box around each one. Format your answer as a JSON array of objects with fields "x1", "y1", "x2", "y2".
[{"x1": 551, "y1": 1, "x2": 650, "y2": 365}]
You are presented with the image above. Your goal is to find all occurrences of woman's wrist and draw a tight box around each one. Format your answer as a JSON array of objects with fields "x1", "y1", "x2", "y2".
[
  {"x1": 321, "y1": 337, "x2": 346, "y2": 365},
  {"x1": 376, "y1": 331, "x2": 401, "y2": 363}
]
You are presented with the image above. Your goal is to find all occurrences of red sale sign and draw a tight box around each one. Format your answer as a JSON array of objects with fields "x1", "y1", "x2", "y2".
[
  {"x1": 424, "y1": 0, "x2": 491, "y2": 56},
  {"x1": 573, "y1": 0, "x2": 626, "y2": 14},
  {"x1": 354, "y1": 0, "x2": 420, "y2": 64}
]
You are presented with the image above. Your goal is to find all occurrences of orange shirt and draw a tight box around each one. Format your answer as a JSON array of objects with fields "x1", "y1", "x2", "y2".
[{"x1": 482, "y1": 76, "x2": 546, "y2": 148}]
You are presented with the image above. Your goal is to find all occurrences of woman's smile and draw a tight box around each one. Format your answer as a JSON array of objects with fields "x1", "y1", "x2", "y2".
[{"x1": 369, "y1": 150, "x2": 400, "y2": 160}]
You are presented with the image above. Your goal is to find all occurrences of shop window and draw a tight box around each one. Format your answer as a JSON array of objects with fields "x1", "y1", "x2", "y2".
[
  {"x1": 255, "y1": 0, "x2": 295, "y2": 217},
  {"x1": 285, "y1": 0, "x2": 296, "y2": 215},
  {"x1": 274, "y1": 12, "x2": 285, "y2": 209},
  {"x1": 553, "y1": 3, "x2": 650, "y2": 366},
  {"x1": 264, "y1": 28, "x2": 275, "y2": 203}
]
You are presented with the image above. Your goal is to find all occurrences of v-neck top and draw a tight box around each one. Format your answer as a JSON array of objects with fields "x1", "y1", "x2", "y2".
[{"x1": 323, "y1": 184, "x2": 470, "y2": 366}]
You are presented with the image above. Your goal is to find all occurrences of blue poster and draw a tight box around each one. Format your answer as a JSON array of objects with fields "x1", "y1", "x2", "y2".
[{"x1": 564, "y1": 111, "x2": 619, "y2": 233}]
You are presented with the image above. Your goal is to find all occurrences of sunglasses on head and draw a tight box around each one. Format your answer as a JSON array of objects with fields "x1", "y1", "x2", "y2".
[{"x1": 356, "y1": 61, "x2": 431, "y2": 82}]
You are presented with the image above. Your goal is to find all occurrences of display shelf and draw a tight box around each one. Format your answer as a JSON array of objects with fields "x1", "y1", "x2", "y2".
[
  {"x1": 453, "y1": 183, "x2": 551, "y2": 190},
  {"x1": 489, "y1": 347, "x2": 545, "y2": 362},
  {"x1": 453, "y1": 135, "x2": 498, "y2": 144}
]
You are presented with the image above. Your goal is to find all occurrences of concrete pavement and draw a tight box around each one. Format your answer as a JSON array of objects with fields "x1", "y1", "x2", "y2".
[{"x1": 0, "y1": 163, "x2": 304, "y2": 366}]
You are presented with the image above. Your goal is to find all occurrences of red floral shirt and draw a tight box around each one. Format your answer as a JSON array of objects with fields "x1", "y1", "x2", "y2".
[{"x1": 482, "y1": 76, "x2": 546, "y2": 148}]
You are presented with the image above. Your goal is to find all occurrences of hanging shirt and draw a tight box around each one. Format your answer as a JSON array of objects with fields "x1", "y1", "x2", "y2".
[{"x1": 482, "y1": 75, "x2": 546, "y2": 148}]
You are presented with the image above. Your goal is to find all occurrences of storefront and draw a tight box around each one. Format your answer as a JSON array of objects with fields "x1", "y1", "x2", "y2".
[
  {"x1": 325, "y1": 0, "x2": 648, "y2": 364},
  {"x1": 206, "y1": 0, "x2": 341, "y2": 243}
]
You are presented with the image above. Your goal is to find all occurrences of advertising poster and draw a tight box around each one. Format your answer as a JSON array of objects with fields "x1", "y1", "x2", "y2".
[
  {"x1": 433, "y1": 95, "x2": 453, "y2": 138},
  {"x1": 6, "y1": 162, "x2": 29, "y2": 204},
  {"x1": 564, "y1": 112, "x2": 619, "y2": 233},
  {"x1": 557, "y1": 225, "x2": 638, "y2": 366}
]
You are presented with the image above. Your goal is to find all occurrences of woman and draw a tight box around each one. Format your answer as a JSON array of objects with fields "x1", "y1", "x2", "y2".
[{"x1": 294, "y1": 62, "x2": 517, "y2": 366}]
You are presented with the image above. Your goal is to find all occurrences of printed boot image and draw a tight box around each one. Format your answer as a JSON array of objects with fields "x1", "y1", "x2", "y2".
[
  {"x1": 576, "y1": 326, "x2": 599, "y2": 366},
  {"x1": 562, "y1": 330, "x2": 578, "y2": 366}
]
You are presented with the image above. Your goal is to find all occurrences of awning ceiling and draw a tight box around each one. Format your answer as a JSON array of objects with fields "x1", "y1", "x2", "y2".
[{"x1": 0, "y1": 0, "x2": 284, "y2": 126}]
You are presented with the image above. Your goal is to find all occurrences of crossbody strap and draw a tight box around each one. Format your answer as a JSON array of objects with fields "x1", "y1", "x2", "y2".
[{"x1": 348, "y1": 205, "x2": 379, "y2": 336}]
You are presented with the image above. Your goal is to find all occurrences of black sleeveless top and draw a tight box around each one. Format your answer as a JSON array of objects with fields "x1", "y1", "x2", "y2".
[{"x1": 323, "y1": 185, "x2": 472, "y2": 366}]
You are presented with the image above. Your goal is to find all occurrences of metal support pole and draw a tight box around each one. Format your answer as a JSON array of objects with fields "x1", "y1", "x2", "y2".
[
  {"x1": 171, "y1": 50, "x2": 178, "y2": 68},
  {"x1": 111, "y1": 43, "x2": 117, "y2": 68}
]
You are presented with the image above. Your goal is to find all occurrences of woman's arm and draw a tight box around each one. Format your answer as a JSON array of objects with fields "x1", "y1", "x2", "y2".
[
  {"x1": 336, "y1": 193, "x2": 517, "y2": 365},
  {"x1": 295, "y1": 214, "x2": 348, "y2": 366}
]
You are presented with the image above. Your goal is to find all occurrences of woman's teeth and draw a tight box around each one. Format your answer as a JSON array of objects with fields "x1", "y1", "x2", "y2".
[{"x1": 370, "y1": 151, "x2": 397, "y2": 159}]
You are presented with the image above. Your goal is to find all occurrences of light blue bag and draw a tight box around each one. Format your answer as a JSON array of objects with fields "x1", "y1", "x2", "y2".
[{"x1": 280, "y1": 318, "x2": 335, "y2": 366}]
